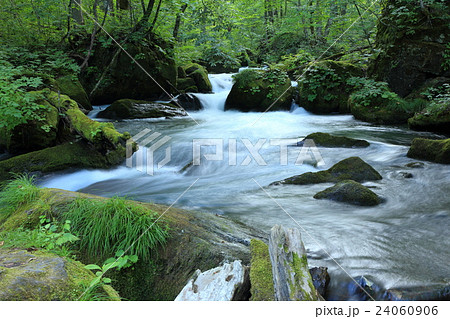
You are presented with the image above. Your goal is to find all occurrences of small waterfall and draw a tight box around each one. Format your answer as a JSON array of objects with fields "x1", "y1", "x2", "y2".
[{"x1": 192, "y1": 73, "x2": 234, "y2": 111}]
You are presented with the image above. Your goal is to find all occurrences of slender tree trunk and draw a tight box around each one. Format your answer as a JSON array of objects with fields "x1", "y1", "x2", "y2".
[
  {"x1": 149, "y1": 0, "x2": 163, "y2": 33},
  {"x1": 173, "y1": 3, "x2": 188, "y2": 40},
  {"x1": 71, "y1": 0, "x2": 85, "y2": 25}
]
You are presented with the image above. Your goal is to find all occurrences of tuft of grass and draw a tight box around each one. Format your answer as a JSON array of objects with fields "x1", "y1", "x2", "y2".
[
  {"x1": 0, "y1": 174, "x2": 40, "y2": 218},
  {"x1": 64, "y1": 197, "x2": 169, "y2": 262}
]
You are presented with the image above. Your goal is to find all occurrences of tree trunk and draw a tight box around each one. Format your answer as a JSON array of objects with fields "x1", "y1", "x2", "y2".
[
  {"x1": 173, "y1": 3, "x2": 188, "y2": 40},
  {"x1": 149, "y1": 0, "x2": 163, "y2": 33},
  {"x1": 71, "y1": 0, "x2": 85, "y2": 25}
]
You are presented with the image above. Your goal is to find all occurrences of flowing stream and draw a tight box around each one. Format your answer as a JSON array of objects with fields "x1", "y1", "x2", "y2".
[{"x1": 40, "y1": 73, "x2": 450, "y2": 300}]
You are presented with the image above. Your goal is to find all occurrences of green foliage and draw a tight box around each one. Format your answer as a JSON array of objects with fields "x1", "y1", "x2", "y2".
[
  {"x1": 0, "y1": 174, "x2": 40, "y2": 218},
  {"x1": 277, "y1": 51, "x2": 314, "y2": 72},
  {"x1": 232, "y1": 68, "x2": 288, "y2": 99},
  {"x1": 346, "y1": 77, "x2": 397, "y2": 107},
  {"x1": 442, "y1": 43, "x2": 450, "y2": 71},
  {"x1": 301, "y1": 64, "x2": 342, "y2": 102},
  {"x1": 64, "y1": 197, "x2": 169, "y2": 262}
]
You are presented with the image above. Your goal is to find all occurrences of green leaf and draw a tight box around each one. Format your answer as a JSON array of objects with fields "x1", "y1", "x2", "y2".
[{"x1": 84, "y1": 264, "x2": 102, "y2": 271}]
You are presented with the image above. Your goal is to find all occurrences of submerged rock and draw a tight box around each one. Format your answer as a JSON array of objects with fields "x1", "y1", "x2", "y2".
[
  {"x1": 175, "y1": 260, "x2": 250, "y2": 301},
  {"x1": 268, "y1": 225, "x2": 318, "y2": 301},
  {"x1": 313, "y1": 180, "x2": 382, "y2": 206},
  {"x1": 297, "y1": 132, "x2": 369, "y2": 148},
  {"x1": 385, "y1": 285, "x2": 450, "y2": 301},
  {"x1": 175, "y1": 93, "x2": 203, "y2": 111},
  {"x1": 405, "y1": 162, "x2": 425, "y2": 169},
  {"x1": 0, "y1": 249, "x2": 119, "y2": 301},
  {"x1": 273, "y1": 157, "x2": 382, "y2": 185},
  {"x1": 407, "y1": 138, "x2": 450, "y2": 164},
  {"x1": 97, "y1": 99, "x2": 187, "y2": 120},
  {"x1": 225, "y1": 68, "x2": 292, "y2": 112},
  {"x1": 296, "y1": 60, "x2": 364, "y2": 114},
  {"x1": 249, "y1": 239, "x2": 275, "y2": 301},
  {"x1": 309, "y1": 267, "x2": 330, "y2": 299}
]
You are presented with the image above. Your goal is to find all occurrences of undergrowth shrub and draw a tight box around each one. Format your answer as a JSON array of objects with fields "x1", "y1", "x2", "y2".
[{"x1": 65, "y1": 197, "x2": 169, "y2": 262}]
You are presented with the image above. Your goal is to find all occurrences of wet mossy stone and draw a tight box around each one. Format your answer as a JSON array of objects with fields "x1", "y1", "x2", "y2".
[
  {"x1": 249, "y1": 239, "x2": 274, "y2": 301},
  {"x1": 180, "y1": 63, "x2": 212, "y2": 93},
  {"x1": 298, "y1": 132, "x2": 369, "y2": 148},
  {"x1": 348, "y1": 83, "x2": 422, "y2": 125},
  {"x1": 98, "y1": 99, "x2": 187, "y2": 120},
  {"x1": 55, "y1": 75, "x2": 92, "y2": 111},
  {"x1": 296, "y1": 60, "x2": 364, "y2": 114},
  {"x1": 313, "y1": 180, "x2": 382, "y2": 206},
  {"x1": 225, "y1": 68, "x2": 292, "y2": 112},
  {"x1": 0, "y1": 141, "x2": 126, "y2": 183},
  {"x1": 176, "y1": 77, "x2": 198, "y2": 93},
  {"x1": 408, "y1": 99, "x2": 450, "y2": 135},
  {"x1": 368, "y1": 0, "x2": 450, "y2": 97},
  {"x1": 0, "y1": 249, "x2": 120, "y2": 301},
  {"x1": 407, "y1": 138, "x2": 450, "y2": 164},
  {"x1": 273, "y1": 157, "x2": 382, "y2": 185}
]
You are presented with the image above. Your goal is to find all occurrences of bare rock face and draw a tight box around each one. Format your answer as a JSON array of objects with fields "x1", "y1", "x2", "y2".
[
  {"x1": 175, "y1": 260, "x2": 250, "y2": 301},
  {"x1": 268, "y1": 225, "x2": 318, "y2": 301}
]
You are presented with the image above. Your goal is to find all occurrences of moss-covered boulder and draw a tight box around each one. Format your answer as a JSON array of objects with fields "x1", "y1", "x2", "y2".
[
  {"x1": 177, "y1": 63, "x2": 212, "y2": 93},
  {"x1": 3, "y1": 188, "x2": 266, "y2": 300},
  {"x1": 273, "y1": 157, "x2": 382, "y2": 185},
  {"x1": 0, "y1": 91, "x2": 131, "y2": 181},
  {"x1": 407, "y1": 138, "x2": 450, "y2": 164},
  {"x1": 296, "y1": 60, "x2": 364, "y2": 114},
  {"x1": 298, "y1": 132, "x2": 369, "y2": 148},
  {"x1": 98, "y1": 99, "x2": 187, "y2": 120},
  {"x1": 249, "y1": 239, "x2": 274, "y2": 301},
  {"x1": 80, "y1": 39, "x2": 177, "y2": 104},
  {"x1": 225, "y1": 68, "x2": 292, "y2": 112},
  {"x1": 0, "y1": 141, "x2": 126, "y2": 183},
  {"x1": 368, "y1": 0, "x2": 450, "y2": 97},
  {"x1": 0, "y1": 249, "x2": 119, "y2": 301},
  {"x1": 55, "y1": 75, "x2": 92, "y2": 111},
  {"x1": 348, "y1": 80, "x2": 424, "y2": 124},
  {"x1": 313, "y1": 180, "x2": 382, "y2": 206},
  {"x1": 408, "y1": 98, "x2": 450, "y2": 134}
]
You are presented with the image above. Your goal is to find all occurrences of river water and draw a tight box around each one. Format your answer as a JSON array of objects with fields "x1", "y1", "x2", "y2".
[{"x1": 40, "y1": 73, "x2": 450, "y2": 300}]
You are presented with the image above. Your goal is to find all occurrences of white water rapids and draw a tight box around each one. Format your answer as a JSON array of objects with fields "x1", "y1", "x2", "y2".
[{"x1": 40, "y1": 73, "x2": 450, "y2": 300}]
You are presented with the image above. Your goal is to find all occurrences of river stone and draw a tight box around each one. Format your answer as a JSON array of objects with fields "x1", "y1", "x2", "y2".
[
  {"x1": 0, "y1": 249, "x2": 119, "y2": 301},
  {"x1": 313, "y1": 180, "x2": 382, "y2": 206},
  {"x1": 407, "y1": 138, "x2": 450, "y2": 164},
  {"x1": 272, "y1": 157, "x2": 382, "y2": 185},
  {"x1": 268, "y1": 225, "x2": 318, "y2": 301},
  {"x1": 249, "y1": 239, "x2": 275, "y2": 301},
  {"x1": 98, "y1": 99, "x2": 188, "y2": 120},
  {"x1": 297, "y1": 132, "x2": 369, "y2": 148},
  {"x1": 385, "y1": 285, "x2": 450, "y2": 301},
  {"x1": 174, "y1": 260, "x2": 250, "y2": 301},
  {"x1": 309, "y1": 267, "x2": 330, "y2": 299},
  {"x1": 175, "y1": 93, "x2": 203, "y2": 111}
]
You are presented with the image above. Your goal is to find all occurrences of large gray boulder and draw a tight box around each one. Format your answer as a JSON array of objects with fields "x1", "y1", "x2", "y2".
[
  {"x1": 175, "y1": 260, "x2": 250, "y2": 301},
  {"x1": 268, "y1": 225, "x2": 319, "y2": 301}
]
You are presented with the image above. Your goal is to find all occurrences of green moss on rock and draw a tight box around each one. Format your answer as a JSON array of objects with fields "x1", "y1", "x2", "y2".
[
  {"x1": 313, "y1": 180, "x2": 382, "y2": 206},
  {"x1": 0, "y1": 141, "x2": 125, "y2": 183},
  {"x1": 296, "y1": 60, "x2": 364, "y2": 114},
  {"x1": 301, "y1": 132, "x2": 369, "y2": 148},
  {"x1": 179, "y1": 63, "x2": 212, "y2": 93},
  {"x1": 0, "y1": 249, "x2": 119, "y2": 301},
  {"x1": 225, "y1": 68, "x2": 292, "y2": 112},
  {"x1": 408, "y1": 99, "x2": 450, "y2": 134},
  {"x1": 56, "y1": 75, "x2": 92, "y2": 111},
  {"x1": 274, "y1": 157, "x2": 382, "y2": 185},
  {"x1": 249, "y1": 239, "x2": 274, "y2": 301},
  {"x1": 407, "y1": 138, "x2": 450, "y2": 164}
]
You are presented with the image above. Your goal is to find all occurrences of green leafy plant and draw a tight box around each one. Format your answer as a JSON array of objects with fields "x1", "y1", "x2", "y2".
[
  {"x1": 64, "y1": 197, "x2": 169, "y2": 262},
  {"x1": 0, "y1": 174, "x2": 41, "y2": 217}
]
